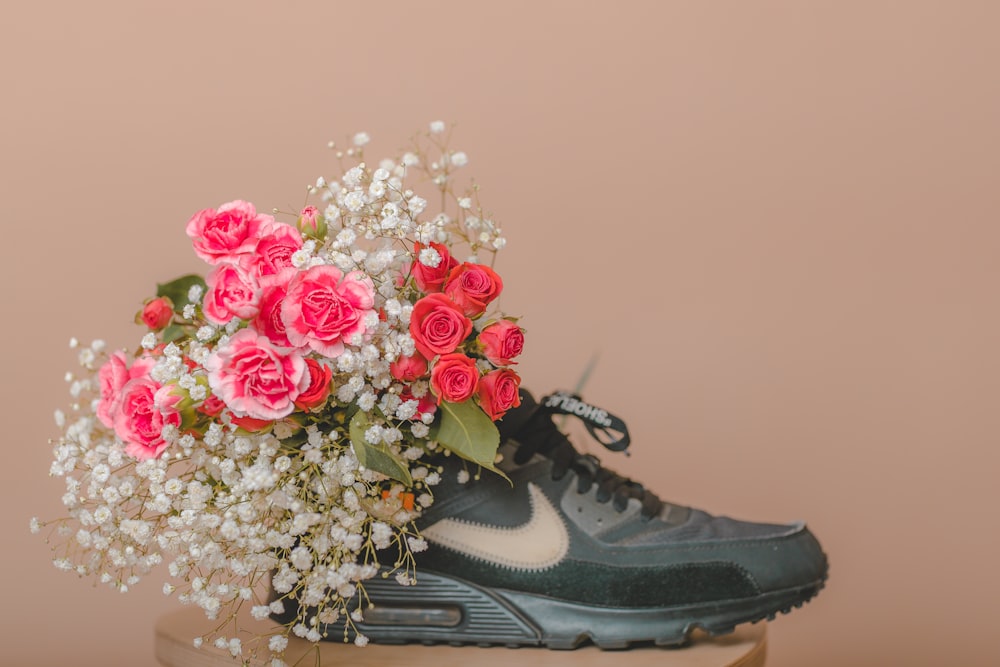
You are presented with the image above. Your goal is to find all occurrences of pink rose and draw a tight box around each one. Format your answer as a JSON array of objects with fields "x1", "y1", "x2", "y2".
[
  {"x1": 411, "y1": 242, "x2": 458, "y2": 293},
  {"x1": 113, "y1": 378, "x2": 180, "y2": 461},
  {"x1": 409, "y1": 293, "x2": 473, "y2": 360},
  {"x1": 185, "y1": 200, "x2": 273, "y2": 265},
  {"x1": 205, "y1": 329, "x2": 308, "y2": 420},
  {"x1": 252, "y1": 269, "x2": 296, "y2": 347},
  {"x1": 244, "y1": 221, "x2": 303, "y2": 278},
  {"x1": 390, "y1": 353, "x2": 428, "y2": 382},
  {"x1": 444, "y1": 262, "x2": 503, "y2": 317},
  {"x1": 477, "y1": 369, "x2": 522, "y2": 420},
  {"x1": 96, "y1": 351, "x2": 155, "y2": 428},
  {"x1": 478, "y1": 320, "x2": 524, "y2": 366},
  {"x1": 203, "y1": 263, "x2": 260, "y2": 325},
  {"x1": 430, "y1": 353, "x2": 479, "y2": 403},
  {"x1": 294, "y1": 358, "x2": 333, "y2": 412},
  {"x1": 281, "y1": 266, "x2": 376, "y2": 358},
  {"x1": 137, "y1": 296, "x2": 174, "y2": 331}
]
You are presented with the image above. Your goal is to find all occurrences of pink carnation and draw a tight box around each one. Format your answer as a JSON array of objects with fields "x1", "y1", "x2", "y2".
[
  {"x1": 96, "y1": 351, "x2": 155, "y2": 428},
  {"x1": 113, "y1": 378, "x2": 180, "y2": 461},
  {"x1": 281, "y1": 266, "x2": 376, "y2": 358},
  {"x1": 205, "y1": 329, "x2": 308, "y2": 420},
  {"x1": 252, "y1": 269, "x2": 296, "y2": 348},
  {"x1": 244, "y1": 221, "x2": 303, "y2": 279},
  {"x1": 185, "y1": 200, "x2": 273, "y2": 265},
  {"x1": 203, "y1": 263, "x2": 260, "y2": 325}
]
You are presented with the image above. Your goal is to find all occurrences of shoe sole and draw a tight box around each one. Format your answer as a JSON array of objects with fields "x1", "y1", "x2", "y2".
[{"x1": 337, "y1": 568, "x2": 827, "y2": 649}]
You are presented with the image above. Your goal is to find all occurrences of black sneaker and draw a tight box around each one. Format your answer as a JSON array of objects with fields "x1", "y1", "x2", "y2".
[{"x1": 334, "y1": 390, "x2": 826, "y2": 648}]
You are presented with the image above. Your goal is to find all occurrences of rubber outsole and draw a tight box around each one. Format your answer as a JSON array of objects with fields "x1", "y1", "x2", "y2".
[{"x1": 326, "y1": 566, "x2": 828, "y2": 649}]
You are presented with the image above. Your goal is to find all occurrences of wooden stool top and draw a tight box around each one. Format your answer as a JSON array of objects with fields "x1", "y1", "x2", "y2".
[{"x1": 155, "y1": 607, "x2": 766, "y2": 667}]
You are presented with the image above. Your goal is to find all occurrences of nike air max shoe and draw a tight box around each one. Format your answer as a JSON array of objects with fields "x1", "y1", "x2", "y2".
[{"x1": 311, "y1": 390, "x2": 827, "y2": 648}]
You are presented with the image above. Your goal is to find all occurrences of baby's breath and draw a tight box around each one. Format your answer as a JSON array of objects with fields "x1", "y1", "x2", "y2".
[{"x1": 38, "y1": 122, "x2": 517, "y2": 664}]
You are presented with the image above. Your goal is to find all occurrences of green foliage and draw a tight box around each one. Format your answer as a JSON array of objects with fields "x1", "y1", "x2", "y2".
[
  {"x1": 156, "y1": 274, "x2": 207, "y2": 311},
  {"x1": 433, "y1": 400, "x2": 508, "y2": 482},
  {"x1": 349, "y1": 411, "x2": 413, "y2": 486}
]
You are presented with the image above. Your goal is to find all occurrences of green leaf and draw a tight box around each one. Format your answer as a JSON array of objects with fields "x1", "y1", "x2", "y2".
[
  {"x1": 349, "y1": 411, "x2": 413, "y2": 486},
  {"x1": 433, "y1": 400, "x2": 507, "y2": 481},
  {"x1": 157, "y1": 274, "x2": 207, "y2": 311},
  {"x1": 161, "y1": 324, "x2": 186, "y2": 343}
]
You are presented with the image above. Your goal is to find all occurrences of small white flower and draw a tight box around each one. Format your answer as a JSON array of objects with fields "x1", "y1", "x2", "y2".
[
  {"x1": 451, "y1": 151, "x2": 468, "y2": 167},
  {"x1": 458, "y1": 197, "x2": 472, "y2": 209},
  {"x1": 344, "y1": 190, "x2": 366, "y2": 213},
  {"x1": 291, "y1": 248, "x2": 313, "y2": 269},
  {"x1": 141, "y1": 333, "x2": 157, "y2": 350},
  {"x1": 407, "y1": 196, "x2": 427, "y2": 216},
  {"x1": 429, "y1": 120, "x2": 445, "y2": 134},
  {"x1": 364, "y1": 425, "x2": 382, "y2": 445},
  {"x1": 353, "y1": 132, "x2": 370, "y2": 146},
  {"x1": 343, "y1": 166, "x2": 364, "y2": 187},
  {"x1": 418, "y1": 247, "x2": 442, "y2": 268}
]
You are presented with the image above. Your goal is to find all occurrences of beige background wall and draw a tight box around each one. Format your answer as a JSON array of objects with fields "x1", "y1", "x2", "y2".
[{"x1": 2, "y1": 2, "x2": 998, "y2": 665}]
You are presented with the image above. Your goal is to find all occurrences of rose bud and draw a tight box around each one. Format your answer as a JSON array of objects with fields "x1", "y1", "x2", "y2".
[
  {"x1": 477, "y1": 369, "x2": 522, "y2": 421},
  {"x1": 230, "y1": 414, "x2": 274, "y2": 433},
  {"x1": 197, "y1": 394, "x2": 226, "y2": 418},
  {"x1": 136, "y1": 296, "x2": 174, "y2": 331},
  {"x1": 294, "y1": 358, "x2": 333, "y2": 412},
  {"x1": 411, "y1": 241, "x2": 458, "y2": 293},
  {"x1": 478, "y1": 319, "x2": 524, "y2": 366},
  {"x1": 390, "y1": 353, "x2": 428, "y2": 382}
]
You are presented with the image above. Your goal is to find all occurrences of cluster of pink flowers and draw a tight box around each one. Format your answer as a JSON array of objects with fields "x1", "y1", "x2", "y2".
[
  {"x1": 99, "y1": 198, "x2": 523, "y2": 464},
  {"x1": 406, "y1": 242, "x2": 522, "y2": 419}
]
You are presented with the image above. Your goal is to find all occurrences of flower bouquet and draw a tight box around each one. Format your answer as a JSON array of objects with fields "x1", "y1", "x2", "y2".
[{"x1": 35, "y1": 122, "x2": 524, "y2": 662}]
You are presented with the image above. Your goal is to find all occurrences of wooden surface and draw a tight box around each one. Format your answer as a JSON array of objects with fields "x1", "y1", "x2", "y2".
[{"x1": 155, "y1": 607, "x2": 767, "y2": 667}]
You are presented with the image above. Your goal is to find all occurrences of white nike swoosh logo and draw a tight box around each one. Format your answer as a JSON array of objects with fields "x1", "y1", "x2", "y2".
[{"x1": 421, "y1": 482, "x2": 569, "y2": 571}]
